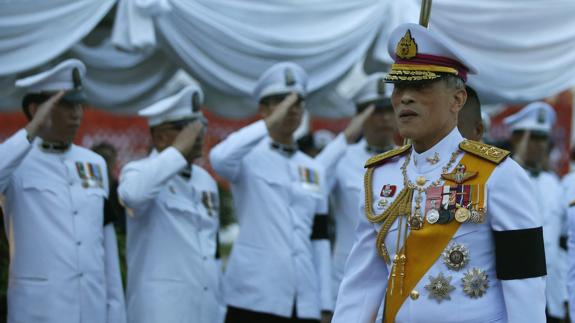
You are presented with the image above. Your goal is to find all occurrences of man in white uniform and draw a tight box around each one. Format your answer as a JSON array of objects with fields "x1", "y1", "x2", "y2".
[
  {"x1": 565, "y1": 170, "x2": 575, "y2": 320},
  {"x1": 332, "y1": 23, "x2": 546, "y2": 323},
  {"x1": 504, "y1": 102, "x2": 567, "y2": 322},
  {"x1": 0, "y1": 59, "x2": 124, "y2": 323},
  {"x1": 315, "y1": 73, "x2": 396, "y2": 305},
  {"x1": 210, "y1": 62, "x2": 333, "y2": 323},
  {"x1": 118, "y1": 85, "x2": 223, "y2": 323}
]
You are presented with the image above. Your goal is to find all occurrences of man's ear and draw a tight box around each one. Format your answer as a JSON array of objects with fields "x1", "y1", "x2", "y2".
[
  {"x1": 474, "y1": 122, "x2": 485, "y2": 142},
  {"x1": 452, "y1": 88, "x2": 467, "y2": 114},
  {"x1": 150, "y1": 128, "x2": 167, "y2": 151}
]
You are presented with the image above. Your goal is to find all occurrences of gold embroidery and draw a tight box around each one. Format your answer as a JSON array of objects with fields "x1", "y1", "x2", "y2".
[{"x1": 459, "y1": 140, "x2": 510, "y2": 164}]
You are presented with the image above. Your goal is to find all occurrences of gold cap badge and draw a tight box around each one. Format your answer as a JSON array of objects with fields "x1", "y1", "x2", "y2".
[
  {"x1": 396, "y1": 30, "x2": 418, "y2": 59},
  {"x1": 284, "y1": 68, "x2": 295, "y2": 86}
]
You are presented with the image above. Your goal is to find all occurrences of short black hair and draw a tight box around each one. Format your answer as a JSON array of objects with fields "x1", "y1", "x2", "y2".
[
  {"x1": 21, "y1": 93, "x2": 50, "y2": 120},
  {"x1": 459, "y1": 85, "x2": 481, "y2": 124}
]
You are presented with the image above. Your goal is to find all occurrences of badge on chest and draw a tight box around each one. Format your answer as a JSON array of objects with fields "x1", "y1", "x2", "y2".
[
  {"x1": 75, "y1": 161, "x2": 104, "y2": 188},
  {"x1": 424, "y1": 184, "x2": 486, "y2": 225},
  {"x1": 298, "y1": 166, "x2": 320, "y2": 192},
  {"x1": 201, "y1": 191, "x2": 218, "y2": 216}
]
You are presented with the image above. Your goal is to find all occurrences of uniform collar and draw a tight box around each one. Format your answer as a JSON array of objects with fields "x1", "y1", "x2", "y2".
[
  {"x1": 411, "y1": 127, "x2": 463, "y2": 174},
  {"x1": 39, "y1": 140, "x2": 72, "y2": 154},
  {"x1": 270, "y1": 141, "x2": 298, "y2": 157}
]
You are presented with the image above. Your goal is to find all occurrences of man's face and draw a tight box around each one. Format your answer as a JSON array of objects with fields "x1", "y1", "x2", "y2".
[
  {"x1": 363, "y1": 107, "x2": 396, "y2": 147},
  {"x1": 512, "y1": 131, "x2": 549, "y2": 168},
  {"x1": 46, "y1": 100, "x2": 83, "y2": 142},
  {"x1": 391, "y1": 79, "x2": 461, "y2": 142},
  {"x1": 152, "y1": 121, "x2": 206, "y2": 162}
]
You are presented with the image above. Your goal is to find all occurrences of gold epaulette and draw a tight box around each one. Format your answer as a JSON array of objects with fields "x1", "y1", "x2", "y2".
[
  {"x1": 364, "y1": 144, "x2": 411, "y2": 168},
  {"x1": 459, "y1": 140, "x2": 510, "y2": 164}
]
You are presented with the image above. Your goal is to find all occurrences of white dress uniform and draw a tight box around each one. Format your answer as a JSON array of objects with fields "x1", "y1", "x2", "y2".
[
  {"x1": 317, "y1": 136, "x2": 369, "y2": 304},
  {"x1": 565, "y1": 172, "x2": 575, "y2": 320},
  {"x1": 531, "y1": 171, "x2": 566, "y2": 318},
  {"x1": 104, "y1": 224, "x2": 128, "y2": 323},
  {"x1": 333, "y1": 23, "x2": 547, "y2": 323},
  {"x1": 210, "y1": 62, "x2": 332, "y2": 320},
  {"x1": 0, "y1": 59, "x2": 121, "y2": 323},
  {"x1": 315, "y1": 72, "x2": 395, "y2": 304},
  {"x1": 210, "y1": 119, "x2": 332, "y2": 319},
  {"x1": 118, "y1": 85, "x2": 223, "y2": 323},
  {"x1": 333, "y1": 128, "x2": 546, "y2": 323},
  {"x1": 504, "y1": 101, "x2": 567, "y2": 319},
  {"x1": 1, "y1": 130, "x2": 110, "y2": 323}
]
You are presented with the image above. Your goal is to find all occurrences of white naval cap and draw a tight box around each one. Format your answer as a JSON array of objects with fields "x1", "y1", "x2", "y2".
[
  {"x1": 15, "y1": 59, "x2": 87, "y2": 102},
  {"x1": 139, "y1": 85, "x2": 204, "y2": 127},
  {"x1": 253, "y1": 62, "x2": 308, "y2": 102},
  {"x1": 352, "y1": 72, "x2": 393, "y2": 107},
  {"x1": 503, "y1": 101, "x2": 556, "y2": 135},
  {"x1": 386, "y1": 23, "x2": 477, "y2": 83}
]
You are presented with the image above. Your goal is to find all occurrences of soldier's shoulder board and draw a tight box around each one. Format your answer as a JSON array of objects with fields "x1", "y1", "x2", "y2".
[
  {"x1": 365, "y1": 144, "x2": 411, "y2": 168},
  {"x1": 459, "y1": 140, "x2": 510, "y2": 164}
]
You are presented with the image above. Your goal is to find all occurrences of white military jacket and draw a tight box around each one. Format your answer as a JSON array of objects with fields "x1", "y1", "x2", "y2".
[
  {"x1": 0, "y1": 129, "x2": 110, "y2": 323},
  {"x1": 529, "y1": 171, "x2": 566, "y2": 318},
  {"x1": 564, "y1": 172, "x2": 575, "y2": 320},
  {"x1": 210, "y1": 120, "x2": 333, "y2": 319},
  {"x1": 118, "y1": 147, "x2": 223, "y2": 323},
  {"x1": 333, "y1": 128, "x2": 546, "y2": 323},
  {"x1": 316, "y1": 136, "x2": 373, "y2": 304}
]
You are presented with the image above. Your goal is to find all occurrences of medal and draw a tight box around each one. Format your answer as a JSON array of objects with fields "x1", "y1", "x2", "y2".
[
  {"x1": 377, "y1": 198, "x2": 388, "y2": 210},
  {"x1": 442, "y1": 242, "x2": 469, "y2": 271},
  {"x1": 380, "y1": 184, "x2": 397, "y2": 197},
  {"x1": 426, "y1": 209, "x2": 440, "y2": 224},
  {"x1": 455, "y1": 207, "x2": 470, "y2": 223},
  {"x1": 424, "y1": 272, "x2": 455, "y2": 303},
  {"x1": 462, "y1": 268, "x2": 489, "y2": 298},
  {"x1": 409, "y1": 214, "x2": 423, "y2": 230},
  {"x1": 437, "y1": 208, "x2": 452, "y2": 224}
]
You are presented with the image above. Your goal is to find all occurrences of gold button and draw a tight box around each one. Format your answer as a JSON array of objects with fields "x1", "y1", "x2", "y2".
[
  {"x1": 410, "y1": 290, "x2": 419, "y2": 300},
  {"x1": 416, "y1": 176, "x2": 427, "y2": 186}
]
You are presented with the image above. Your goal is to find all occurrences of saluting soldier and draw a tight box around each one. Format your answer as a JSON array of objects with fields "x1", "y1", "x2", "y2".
[
  {"x1": 565, "y1": 170, "x2": 575, "y2": 320},
  {"x1": 210, "y1": 62, "x2": 333, "y2": 323},
  {"x1": 118, "y1": 85, "x2": 223, "y2": 323},
  {"x1": 332, "y1": 23, "x2": 547, "y2": 323},
  {"x1": 0, "y1": 59, "x2": 123, "y2": 323},
  {"x1": 315, "y1": 73, "x2": 396, "y2": 305},
  {"x1": 504, "y1": 102, "x2": 567, "y2": 322}
]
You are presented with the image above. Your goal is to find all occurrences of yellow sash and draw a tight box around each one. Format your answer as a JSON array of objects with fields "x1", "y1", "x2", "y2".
[{"x1": 383, "y1": 152, "x2": 497, "y2": 323}]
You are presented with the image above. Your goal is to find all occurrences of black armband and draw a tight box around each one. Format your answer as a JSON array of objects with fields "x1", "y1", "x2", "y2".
[
  {"x1": 103, "y1": 198, "x2": 115, "y2": 226},
  {"x1": 215, "y1": 232, "x2": 221, "y2": 259},
  {"x1": 310, "y1": 214, "x2": 329, "y2": 240},
  {"x1": 560, "y1": 235, "x2": 567, "y2": 251},
  {"x1": 493, "y1": 227, "x2": 546, "y2": 280}
]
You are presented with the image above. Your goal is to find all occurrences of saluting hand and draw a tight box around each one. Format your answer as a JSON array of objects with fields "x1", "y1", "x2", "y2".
[
  {"x1": 344, "y1": 104, "x2": 375, "y2": 144},
  {"x1": 172, "y1": 120, "x2": 205, "y2": 158},
  {"x1": 24, "y1": 90, "x2": 66, "y2": 140},
  {"x1": 264, "y1": 92, "x2": 299, "y2": 132}
]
